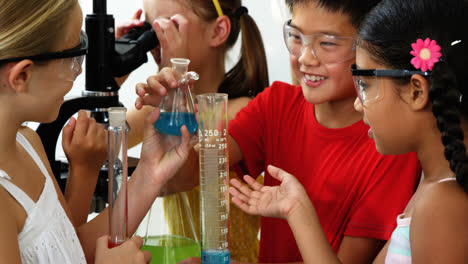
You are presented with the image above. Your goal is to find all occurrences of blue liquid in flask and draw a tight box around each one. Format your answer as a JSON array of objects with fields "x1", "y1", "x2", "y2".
[
  {"x1": 201, "y1": 250, "x2": 230, "y2": 264},
  {"x1": 154, "y1": 112, "x2": 198, "y2": 136}
]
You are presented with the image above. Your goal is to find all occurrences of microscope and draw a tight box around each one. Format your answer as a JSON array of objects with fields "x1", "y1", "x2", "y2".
[{"x1": 36, "y1": 0, "x2": 158, "y2": 212}]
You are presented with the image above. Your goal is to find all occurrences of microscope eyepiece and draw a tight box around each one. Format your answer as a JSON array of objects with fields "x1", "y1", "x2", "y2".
[
  {"x1": 113, "y1": 21, "x2": 159, "y2": 77},
  {"x1": 137, "y1": 27, "x2": 159, "y2": 52},
  {"x1": 112, "y1": 22, "x2": 159, "y2": 77},
  {"x1": 121, "y1": 22, "x2": 159, "y2": 51}
]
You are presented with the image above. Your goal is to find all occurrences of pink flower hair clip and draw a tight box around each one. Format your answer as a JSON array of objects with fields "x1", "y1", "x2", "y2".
[{"x1": 410, "y1": 38, "x2": 442, "y2": 72}]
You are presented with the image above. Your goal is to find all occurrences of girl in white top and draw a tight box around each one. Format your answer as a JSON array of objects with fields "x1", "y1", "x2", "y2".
[
  {"x1": 0, "y1": 132, "x2": 86, "y2": 263},
  {"x1": 0, "y1": 0, "x2": 193, "y2": 263},
  {"x1": 227, "y1": 0, "x2": 468, "y2": 263}
]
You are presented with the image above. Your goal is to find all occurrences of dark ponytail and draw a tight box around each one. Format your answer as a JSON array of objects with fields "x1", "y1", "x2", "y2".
[
  {"x1": 358, "y1": 0, "x2": 468, "y2": 193},
  {"x1": 218, "y1": 10, "x2": 269, "y2": 99},
  {"x1": 189, "y1": 0, "x2": 269, "y2": 99}
]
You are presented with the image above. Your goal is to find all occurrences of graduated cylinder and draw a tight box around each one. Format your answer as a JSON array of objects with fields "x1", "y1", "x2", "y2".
[{"x1": 197, "y1": 93, "x2": 230, "y2": 264}]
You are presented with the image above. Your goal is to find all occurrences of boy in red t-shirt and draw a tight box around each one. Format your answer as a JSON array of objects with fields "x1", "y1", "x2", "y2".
[
  {"x1": 136, "y1": 0, "x2": 421, "y2": 263},
  {"x1": 226, "y1": 1, "x2": 420, "y2": 262}
]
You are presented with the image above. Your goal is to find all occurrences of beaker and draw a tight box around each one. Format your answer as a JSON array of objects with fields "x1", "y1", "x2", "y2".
[
  {"x1": 154, "y1": 58, "x2": 199, "y2": 151},
  {"x1": 107, "y1": 107, "x2": 128, "y2": 248},
  {"x1": 196, "y1": 93, "x2": 230, "y2": 264},
  {"x1": 135, "y1": 191, "x2": 201, "y2": 264}
]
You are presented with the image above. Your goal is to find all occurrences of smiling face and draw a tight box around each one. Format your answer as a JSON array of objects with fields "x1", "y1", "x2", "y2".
[
  {"x1": 289, "y1": 2, "x2": 357, "y2": 104},
  {"x1": 27, "y1": 3, "x2": 84, "y2": 123}
]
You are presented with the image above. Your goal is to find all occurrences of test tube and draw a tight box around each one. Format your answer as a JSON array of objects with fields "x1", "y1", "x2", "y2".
[
  {"x1": 197, "y1": 93, "x2": 230, "y2": 264},
  {"x1": 107, "y1": 107, "x2": 128, "y2": 248}
]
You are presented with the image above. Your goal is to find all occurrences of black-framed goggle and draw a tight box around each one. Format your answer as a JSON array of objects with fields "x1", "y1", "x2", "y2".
[
  {"x1": 350, "y1": 63, "x2": 429, "y2": 78},
  {"x1": 0, "y1": 30, "x2": 88, "y2": 64},
  {"x1": 351, "y1": 64, "x2": 429, "y2": 105}
]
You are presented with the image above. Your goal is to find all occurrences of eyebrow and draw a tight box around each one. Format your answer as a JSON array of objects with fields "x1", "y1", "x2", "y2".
[{"x1": 289, "y1": 21, "x2": 345, "y2": 37}]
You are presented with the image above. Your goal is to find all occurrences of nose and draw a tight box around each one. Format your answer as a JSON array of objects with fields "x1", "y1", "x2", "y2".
[
  {"x1": 354, "y1": 97, "x2": 363, "y2": 112},
  {"x1": 298, "y1": 46, "x2": 320, "y2": 67}
]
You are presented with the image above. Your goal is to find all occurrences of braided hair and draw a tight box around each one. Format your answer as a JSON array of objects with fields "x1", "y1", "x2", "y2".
[
  {"x1": 430, "y1": 42, "x2": 467, "y2": 191},
  {"x1": 358, "y1": 0, "x2": 468, "y2": 193}
]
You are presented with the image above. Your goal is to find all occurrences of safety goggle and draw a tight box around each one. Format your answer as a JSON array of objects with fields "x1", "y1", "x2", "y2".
[
  {"x1": 283, "y1": 20, "x2": 356, "y2": 64},
  {"x1": 0, "y1": 30, "x2": 88, "y2": 81},
  {"x1": 351, "y1": 64, "x2": 429, "y2": 105}
]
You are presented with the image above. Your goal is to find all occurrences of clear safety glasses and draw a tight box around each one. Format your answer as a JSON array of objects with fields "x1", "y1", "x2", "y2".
[
  {"x1": 0, "y1": 30, "x2": 88, "y2": 81},
  {"x1": 351, "y1": 64, "x2": 429, "y2": 105},
  {"x1": 283, "y1": 19, "x2": 356, "y2": 64}
]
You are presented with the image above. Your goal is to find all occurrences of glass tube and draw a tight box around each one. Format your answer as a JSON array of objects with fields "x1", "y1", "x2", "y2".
[{"x1": 107, "y1": 107, "x2": 128, "y2": 248}]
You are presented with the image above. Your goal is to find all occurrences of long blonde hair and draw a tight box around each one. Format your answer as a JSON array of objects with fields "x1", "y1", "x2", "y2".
[{"x1": 0, "y1": 0, "x2": 77, "y2": 60}]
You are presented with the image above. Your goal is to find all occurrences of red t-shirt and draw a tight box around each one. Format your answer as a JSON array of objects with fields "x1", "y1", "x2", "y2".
[{"x1": 229, "y1": 81, "x2": 421, "y2": 263}]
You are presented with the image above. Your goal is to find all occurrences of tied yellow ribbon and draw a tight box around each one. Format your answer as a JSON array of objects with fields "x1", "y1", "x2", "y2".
[{"x1": 212, "y1": 0, "x2": 224, "y2": 17}]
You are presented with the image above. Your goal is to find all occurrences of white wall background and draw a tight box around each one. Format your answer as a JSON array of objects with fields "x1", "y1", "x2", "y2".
[{"x1": 62, "y1": 0, "x2": 291, "y2": 159}]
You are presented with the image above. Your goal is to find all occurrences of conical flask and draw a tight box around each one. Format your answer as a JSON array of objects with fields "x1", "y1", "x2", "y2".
[
  {"x1": 154, "y1": 58, "x2": 198, "y2": 151},
  {"x1": 135, "y1": 192, "x2": 201, "y2": 264}
]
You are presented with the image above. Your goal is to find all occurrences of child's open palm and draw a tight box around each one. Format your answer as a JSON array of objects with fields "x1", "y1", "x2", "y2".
[{"x1": 229, "y1": 165, "x2": 309, "y2": 219}]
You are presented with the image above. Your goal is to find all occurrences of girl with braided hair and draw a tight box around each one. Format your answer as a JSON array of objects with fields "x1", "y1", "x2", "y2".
[{"x1": 228, "y1": 0, "x2": 468, "y2": 263}]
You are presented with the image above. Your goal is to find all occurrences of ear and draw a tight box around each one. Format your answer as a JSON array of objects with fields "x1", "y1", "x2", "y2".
[
  {"x1": 7, "y1": 60, "x2": 33, "y2": 93},
  {"x1": 402, "y1": 74, "x2": 430, "y2": 111},
  {"x1": 208, "y1": 15, "x2": 231, "y2": 48}
]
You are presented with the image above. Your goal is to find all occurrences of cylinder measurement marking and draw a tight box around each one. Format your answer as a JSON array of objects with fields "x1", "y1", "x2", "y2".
[{"x1": 200, "y1": 146, "x2": 229, "y2": 250}]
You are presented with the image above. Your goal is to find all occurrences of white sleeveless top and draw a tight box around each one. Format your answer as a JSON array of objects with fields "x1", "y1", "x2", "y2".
[
  {"x1": 0, "y1": 132, "x2": 86, "y2": 264},
  {"x1": 385, "y1": 177, "x2": 457, "y2": 264}
]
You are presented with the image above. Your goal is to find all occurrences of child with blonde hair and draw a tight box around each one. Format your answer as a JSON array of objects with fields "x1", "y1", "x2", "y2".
[{"x1": 0, "y1": 0, "x2": 193, "y2": 262}]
